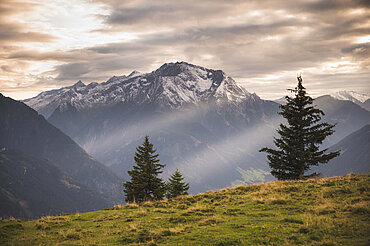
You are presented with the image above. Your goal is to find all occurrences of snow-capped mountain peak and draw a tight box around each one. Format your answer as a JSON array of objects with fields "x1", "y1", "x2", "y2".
[
  {"x1": 127, "y1": 70, "x2": 142, "y2": 78},
  {"x1": 23, "y1": 62, "x2": 255, "y2": 117},
  {"x1": 72, "y1": 80, "x2": 85, "y2": 88},
  {"x1": 155, "y1": 61, "x2": 251, "y2": 101}
]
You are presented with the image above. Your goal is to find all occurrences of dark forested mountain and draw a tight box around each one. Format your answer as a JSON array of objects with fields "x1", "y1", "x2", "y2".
[
  {"x1": 0, "y1": 148, "x2": 111, "y2": 220},
  {"x1": 312, "y1": 124, "x2": 370, "y2": 176},
  {"x1": 23, "y1": 62, "x2": 370, "y2": 192},
  {"x1": 0, "y1": 93, "x2": 122, "y2": 203}
]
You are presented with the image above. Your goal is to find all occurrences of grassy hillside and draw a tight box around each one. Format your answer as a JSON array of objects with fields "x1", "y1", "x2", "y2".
[{"x1": 1, "y1": 174, "x2": 369, "y2": 245}]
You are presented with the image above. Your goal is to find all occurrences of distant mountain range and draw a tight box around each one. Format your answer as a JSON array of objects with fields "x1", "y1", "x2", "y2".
[
  {"x1": 311, "y1": 124, "x2": 370, "y2": 176},
  {"x1": 275, "y1": 90, "x2": 370, "y2": 111},
  {"x1": 330, "y1": 91, "x2": 370, "y2": 111},
  {"x1": 274, "y1": 94, "x2": 370, "y2": 145},
  {"x1": 22, "y1": 62, "x2": 370, "y2": 193},
  {"x1": 313, "y1": 95, "x2": 370, "y2": 145},
  {"x1": 0, "y1": 93, "x2": 123, "y2": 219}
]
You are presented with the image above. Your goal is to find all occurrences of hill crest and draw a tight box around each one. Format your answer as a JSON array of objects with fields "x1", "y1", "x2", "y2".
[{"x1": 1, "y1": 174, "x2": 369, "y2": 245}]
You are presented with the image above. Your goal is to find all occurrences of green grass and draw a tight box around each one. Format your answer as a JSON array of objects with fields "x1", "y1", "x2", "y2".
[{"x1": 1, "y1": 174, "x2": 369, "y2": 245}]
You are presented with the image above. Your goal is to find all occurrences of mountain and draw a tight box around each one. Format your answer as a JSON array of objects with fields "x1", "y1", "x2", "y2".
[
  {"x1": 312, "y1": 124, "x2": 370, "y2": 176},
  {"x1": 0, "y1": 148, "x2": 111, "y2": 220},
  {"x1": 331, "y1": 90, "x2": 369, "y2": 104},
  {"x1": 23, "y1": 62, "x2": 370, "y2": 192},
  {"x1": 24, "y1": 62, "x2": 279, "y2": 193},
  {"x1": 330, "y1": 91, "x2": 370, "y2": 111},
  {"x1": 25, "y1": 62, "x2": 260, "y2": 119},
  {"x1": 0, "y1": 93, "x2": 123, "y2": 203},
  {"x1": 23, "y1": 80, "x2": 87, "y2": 118},
  {"x1": 362, "y1": 99, "x2": 370, "y2": 111},
  {"x1": 271, "y1": 94, "x2": 370, "y2": 147},
  {"x1": 273, "y1": 96, "x2": 286, "y2": 105},
  {"x1": 313, "y1": 95, "x2": 370, "y2": 145}
]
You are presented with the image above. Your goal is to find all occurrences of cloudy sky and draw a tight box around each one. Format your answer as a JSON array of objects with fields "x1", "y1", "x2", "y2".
[{"x1": 0, "y1": 0, "x2": 369, "y2": 100}]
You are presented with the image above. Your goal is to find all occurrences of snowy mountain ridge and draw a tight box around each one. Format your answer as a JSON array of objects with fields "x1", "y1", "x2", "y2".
[
  {"x1": 331, "y1": 91, "x2": 369, "y2": 104},
  {"x1": 24, "y1": 62, "x2": 255, "y2": 118}
]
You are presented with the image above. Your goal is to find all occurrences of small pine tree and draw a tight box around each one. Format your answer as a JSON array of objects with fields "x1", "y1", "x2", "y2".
[
  {"x1": 166, "y1": 169, "x2": 189, "y2": 199},
  {"x1": 123, "y1": 136, "x2": 165, "y2": 203},
  {"x1": 259, "y1": 76, "x2": 340, "y2": 180}
]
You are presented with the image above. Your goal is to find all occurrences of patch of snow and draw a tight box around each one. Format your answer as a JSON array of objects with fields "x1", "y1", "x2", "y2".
[
  {"x1": 127, "y1": 70, "x2": 143, "y2": 78},
  {"x1": 331, "y1": 91, "x2": 370, "y2": 103}
]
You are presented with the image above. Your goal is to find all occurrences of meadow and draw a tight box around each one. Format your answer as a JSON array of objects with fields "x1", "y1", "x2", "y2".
[{"x1": 1, "y1": 174, "x2": 369, "y2": 245}]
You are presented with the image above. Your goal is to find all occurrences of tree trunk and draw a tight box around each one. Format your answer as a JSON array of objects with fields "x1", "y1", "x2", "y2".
[{"x1": 298, "y1": 167, "x2": 305, "y2": 180}]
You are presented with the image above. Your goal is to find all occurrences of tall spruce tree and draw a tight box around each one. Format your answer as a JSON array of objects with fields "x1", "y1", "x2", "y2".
[
  {"x1": 123, "y1": 136, "x2": 165, "y2": 203},
  {"x1": 260, "y1": 76, "x2": 340, "y2": 180},
  {"x1": 166, "y1": 169, "x2": 189, "y2": 199}
]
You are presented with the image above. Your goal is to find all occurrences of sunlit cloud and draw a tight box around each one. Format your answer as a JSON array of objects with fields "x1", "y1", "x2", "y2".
[
  {"x1": 321, "y1": 60, "x2": 359, "y2": 73},
  {"x1": 355, "y1": 35, "x2": 370, "y2": 44},
  {"x1": 349, "y1": 8, "x2": 366, "y2": 15}
]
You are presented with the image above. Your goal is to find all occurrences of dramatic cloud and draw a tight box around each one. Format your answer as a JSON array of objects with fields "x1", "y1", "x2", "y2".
[
  {"x1": 55, "y1": 62, "x2": 91, "y2": 80},
  {"x1": 0, "y1": 0, "x2": 369, "y2": 99},
  {"x1": 0, "y1": 1, "x2": 56, "y2": 45}
]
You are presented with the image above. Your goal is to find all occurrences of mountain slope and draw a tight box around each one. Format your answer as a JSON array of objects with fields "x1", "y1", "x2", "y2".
[
  {"x1": 0, "y1": 93, "x2": 122, "y2": 202},
  {"x1": 362, "y1": 99, "x2": 370, "y2": 111},
  {"x1": 23, "y1": 80, "x2": 88, "y2": 118},
  {"x1": 313, "y1": 124, "x2": 370, "y2": 176},
  {"x1": 1, "y1": 174, "x2": 369, "y2": 245},
  {"x1": 274, "y1": 95, "x2": 369, "y2": 146},
  {"x1": 313, "y1": 95, "x2": 370, "y2": 145},
  {"x1": 0, "y1": 148, "x2": 111, "y2": 220}
]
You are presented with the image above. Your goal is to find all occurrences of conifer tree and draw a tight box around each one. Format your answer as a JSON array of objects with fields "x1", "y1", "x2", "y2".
[
  {"x1": 166, "y1": 169, "x2": 189, "y2": 199},
  {"x1": 259, "y1": 76, "x2": 340, "y2": 180},
  {"x1": 123, "y1": 136, "x2": 165, "y2": 203}
]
